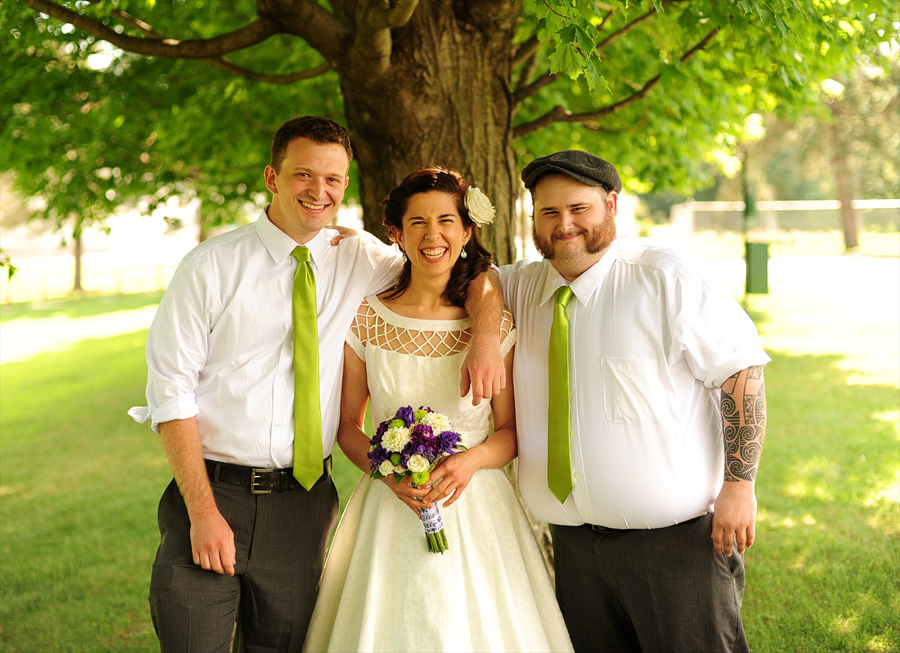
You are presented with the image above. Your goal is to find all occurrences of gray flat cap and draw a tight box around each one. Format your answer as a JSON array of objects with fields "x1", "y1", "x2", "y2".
[{"x1": 521, "y1": 150, "x2": 622, "y2": 193}]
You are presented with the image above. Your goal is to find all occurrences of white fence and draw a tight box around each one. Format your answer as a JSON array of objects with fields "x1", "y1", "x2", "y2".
[{"x1": 670, "y1": 198, "x2": 900, "y2": 248}]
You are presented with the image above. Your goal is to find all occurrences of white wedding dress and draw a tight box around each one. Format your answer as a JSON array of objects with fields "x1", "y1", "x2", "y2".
[{"x1": 303, "y1": 296, "x2": 573, "y2": 653}]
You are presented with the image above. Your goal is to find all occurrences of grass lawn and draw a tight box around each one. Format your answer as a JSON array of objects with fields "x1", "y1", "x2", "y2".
[{"x1": 1, "y1": 247, "x2": 898, "y2": 651}]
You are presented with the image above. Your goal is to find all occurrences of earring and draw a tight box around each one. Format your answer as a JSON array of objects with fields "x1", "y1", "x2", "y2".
[
  {"x1": 402, "y1": 253, "x2": 408, "y2": 263},
  {"x1": 460, "y1": 249, "x2": 468, "y2": 259}
]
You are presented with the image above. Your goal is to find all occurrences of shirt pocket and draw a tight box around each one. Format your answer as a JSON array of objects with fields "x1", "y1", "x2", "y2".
[{"x1": 600, "y1": 357, "x2": 668, "y2": 425}]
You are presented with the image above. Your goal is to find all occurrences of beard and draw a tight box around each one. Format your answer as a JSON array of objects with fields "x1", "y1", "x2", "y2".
[{"x1": 532, "y1": 217, "x2": 616, "y2": 261}]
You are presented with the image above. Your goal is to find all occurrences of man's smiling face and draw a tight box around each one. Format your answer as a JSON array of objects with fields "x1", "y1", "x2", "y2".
[{"x1": 264, "y1": 136, "x2": 350, "y2": 244}]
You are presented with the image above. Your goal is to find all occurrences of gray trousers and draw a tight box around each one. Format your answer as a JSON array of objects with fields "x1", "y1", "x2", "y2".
[
  {"x1": 149, "y1": 471, "x2": 338, "y2": 653},
  {"x1": 551, "y1": 513, "x2": 749, "y2": 653}
]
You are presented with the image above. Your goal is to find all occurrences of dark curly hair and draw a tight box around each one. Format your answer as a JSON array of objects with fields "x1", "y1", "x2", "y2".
[{"x1": 382, "y1": 167, "x2": 493, "y2": 308}]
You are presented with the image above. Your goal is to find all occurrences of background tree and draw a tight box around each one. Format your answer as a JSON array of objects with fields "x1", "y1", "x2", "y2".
[
  {"x1": 704, "y1": 49, "x2": 899, "y2": 250},
  {"x1": 2, "y1": 0, "x2": 894, "y2": 271}
]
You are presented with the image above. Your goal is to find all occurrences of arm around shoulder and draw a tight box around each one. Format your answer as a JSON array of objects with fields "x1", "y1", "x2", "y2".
[{"x1": 461, "y1": 268, "x2": 506, "y2": 404}]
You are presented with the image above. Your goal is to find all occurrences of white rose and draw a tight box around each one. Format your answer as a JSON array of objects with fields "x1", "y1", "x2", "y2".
[
  {"x1": 393, "y1": 464, "x2": 406, "y2": 475},
  {"x1": 378, "y1": 460, "x2": 396, "y2": 476},
  {"x1": 465, "y1": 187, "x2": 495, "y2": 226},
  {"x1": 406, "y1": 454, "x2": 430, "y2": 473}
]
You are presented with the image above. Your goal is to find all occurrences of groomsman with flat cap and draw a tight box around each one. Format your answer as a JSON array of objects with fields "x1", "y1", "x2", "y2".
[{"x1": 501, "y1": 150, "x2": 769, "y2": 652}]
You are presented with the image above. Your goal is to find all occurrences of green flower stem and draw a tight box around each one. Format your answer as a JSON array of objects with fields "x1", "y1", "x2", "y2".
[{"x1": 425, "y1": 529, "x2": 448, "y2": 554}]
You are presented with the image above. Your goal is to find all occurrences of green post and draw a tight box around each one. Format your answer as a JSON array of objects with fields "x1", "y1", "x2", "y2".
[
  {"x1": 743, "y1": 155, "x2": 769, "y2": 295},
  {"x1": 745, "y1": 241, "x2": 769, "y2": 294}
]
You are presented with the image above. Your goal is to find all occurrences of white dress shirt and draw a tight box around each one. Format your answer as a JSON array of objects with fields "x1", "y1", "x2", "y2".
[
  {"x1": 501, "y1": 239, "x2": 770, "y2": 529},
  {"x1": 129, "y1": 209, "x2": 402, "y2": 468}
]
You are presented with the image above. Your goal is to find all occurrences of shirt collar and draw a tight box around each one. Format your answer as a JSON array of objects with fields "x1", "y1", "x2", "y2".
[
  {"x1": 538, "y1": 239, "x2": 620, "y2": 307},
  {"x1": 256, "y1": 206, "x2": 328, "y2": 269}
]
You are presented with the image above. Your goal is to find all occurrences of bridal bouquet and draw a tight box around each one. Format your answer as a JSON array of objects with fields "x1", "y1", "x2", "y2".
[{"x1": 368, "y1": 405, "x2": 465, "y2": 553}]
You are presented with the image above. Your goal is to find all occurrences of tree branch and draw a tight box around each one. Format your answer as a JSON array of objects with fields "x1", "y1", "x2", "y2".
[
  {"x1": 360, "y1": 0, "x2": 420, "y2": 30},
  {"x1": 514, "y1": 70, "x2": 560, "y2": 104},
  {"x1": 255, "y1": 0, "x2": 347, "y2": 62},
  {"x1": 514, "y1": 27, "x2": 719, "y2": 138},
  {"x1": 600, "y1": 0, "x2": 693, "y2": 52},
  {"x1": 23, "y1": 0, "x2": 279, "y2": 58},
  {"x1": 512, "y1": 34, "x2": 541, "y2": 69},
  {"x1": 514, "y1": 51, "x2": 541, "y2": 105},
  {"x1": 516, "y1": 0, "x2": 692, "y2": 104},
  {"x1": 596, "y1": 1, "x2": 675, "y2": 52},
  {"x1": 106, "y1": 6, "x2": 333, "y2": 83},
  {"x1": 345, "y1": 0, "x2": 420, "y2": 77},
  {"x1": 207, "y1": 59, "x2": 333, "y2": 83}
]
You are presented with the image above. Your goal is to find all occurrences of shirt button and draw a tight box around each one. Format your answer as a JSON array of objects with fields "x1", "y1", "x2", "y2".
[
  {"x1": 275, "y1": 422, "x2": 282, "y2": 427},
  {"x1": 583, "y1": 512, "x2": 590, "y2": 518},
  {"x1": 573, "y1": 472, "x2": 579, "y2": 479}
]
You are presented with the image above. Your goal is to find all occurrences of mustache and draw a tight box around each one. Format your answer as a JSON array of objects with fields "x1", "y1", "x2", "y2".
[{"x1": 553, "y1": 229, "x2": 585, "y2": 240}]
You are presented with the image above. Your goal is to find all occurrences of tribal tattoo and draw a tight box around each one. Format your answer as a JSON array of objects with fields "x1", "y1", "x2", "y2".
[{"x1": 720, "y1": 365, "x2": 767, "y2": 482}]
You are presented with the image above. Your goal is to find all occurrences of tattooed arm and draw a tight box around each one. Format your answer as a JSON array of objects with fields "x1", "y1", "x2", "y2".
[{"x1": 711, "y1": 365, "x2": 767, "y2": 556}]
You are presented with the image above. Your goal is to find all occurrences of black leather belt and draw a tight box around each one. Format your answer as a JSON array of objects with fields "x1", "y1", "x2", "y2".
[{"x1": 205, "y1": 457, "x2": 332, "y2": 494}]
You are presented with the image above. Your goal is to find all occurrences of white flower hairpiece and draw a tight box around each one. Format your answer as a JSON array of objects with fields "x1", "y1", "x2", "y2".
[{"x1": 464, "y1": 186, "x2": 495, "y2": 226}]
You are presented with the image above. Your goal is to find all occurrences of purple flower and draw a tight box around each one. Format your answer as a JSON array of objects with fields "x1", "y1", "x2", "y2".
[
  {"x1": 396, "y1": 405, "x2": 415, "y2": 426},
  {"x1": 367, "y1": 446, "x2": 389, "y2": 471},
  {"x1": 412, "y1": 423, "x2": 434, "y2": 440},
  {"x1": 439, "y1": 430, "x2": 460, "y2": 451}
]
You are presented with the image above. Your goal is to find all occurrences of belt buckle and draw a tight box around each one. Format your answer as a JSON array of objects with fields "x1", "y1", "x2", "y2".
[{"x1": 250, "y1": 468, "x2": 275, "y2": 494}]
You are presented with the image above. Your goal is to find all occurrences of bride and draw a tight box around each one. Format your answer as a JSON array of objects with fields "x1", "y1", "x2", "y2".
[{"x1": 302, "y1": 167, "x2": 572, "y2": 652}]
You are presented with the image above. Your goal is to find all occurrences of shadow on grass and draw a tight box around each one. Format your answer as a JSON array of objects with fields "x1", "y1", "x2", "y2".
[
  {"x1": 0, "y1": 290, "x2": 164, "y2": 323},
  {"x1": 0, "y1": 332, "x2": 897, "y2": 652}
]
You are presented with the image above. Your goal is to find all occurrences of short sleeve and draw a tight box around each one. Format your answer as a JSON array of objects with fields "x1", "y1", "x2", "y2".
[
  {"x1": 346, "y1": 299, "x2": 377, "y2": 362},
  {"x1": 678, "y1": 275, "x2": 770, "y2": 388},
  {"x1": 499, "y1": 263, "x2": 516, "y2": 314},
  {"x1": 499, "y1": 309, "x2": 516, "y2": 358}
]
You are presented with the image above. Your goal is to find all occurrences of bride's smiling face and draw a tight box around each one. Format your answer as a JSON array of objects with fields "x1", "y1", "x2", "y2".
[{"x1": 392, "y1": 191, "x2": 472, "y2": 283}]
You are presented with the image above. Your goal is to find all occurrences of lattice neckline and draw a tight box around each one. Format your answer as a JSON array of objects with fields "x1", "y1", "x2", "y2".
[{"x1": 351, "y1": 297, "x2": 471, "y2": 357}]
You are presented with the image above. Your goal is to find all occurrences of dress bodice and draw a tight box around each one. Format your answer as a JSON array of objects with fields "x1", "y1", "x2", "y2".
[{"x1": 346, "y1": 295, "x2": 516, "y2": 448}]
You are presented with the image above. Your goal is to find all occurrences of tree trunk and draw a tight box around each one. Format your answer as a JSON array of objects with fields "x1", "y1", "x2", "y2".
[
  {"x1": 338, "y1": 3, "x2": 520, "y2": 264},
  {"x1": 72, "y1": 217, "x2": 84, "y2": 293},
  {"x1": 828, "y1": 100, "x2": 859, "y2": 251}
]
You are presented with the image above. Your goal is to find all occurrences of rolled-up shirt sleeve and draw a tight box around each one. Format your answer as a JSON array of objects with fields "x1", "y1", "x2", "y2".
[{"x1": 130, "y1": 256, "x2": 212, "y2": 432}]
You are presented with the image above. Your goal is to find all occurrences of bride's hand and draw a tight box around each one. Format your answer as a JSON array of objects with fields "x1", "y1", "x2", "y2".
[
  {"x1": 380, "y1": 475, "x2": 433, "y2": 515},
  {"x1": 423, "y1": 450, "x2": 482, "y2": 508}
]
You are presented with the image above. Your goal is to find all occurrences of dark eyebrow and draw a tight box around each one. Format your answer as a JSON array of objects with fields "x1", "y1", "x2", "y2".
[
  {"x1": 404, "y1": 213, "x2": 457, "y2": 221},
  {"x1": 539, "y1": 202, "x2": 589, "y2": 213}
]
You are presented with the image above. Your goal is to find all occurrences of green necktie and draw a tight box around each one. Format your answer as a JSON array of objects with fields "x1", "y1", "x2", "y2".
[
  {"x1": 291, "y1": 246, "x2": 323, "y2": 490},
  {"x1": 548, "y1": 285, "x2": 574, "y2": 503}
]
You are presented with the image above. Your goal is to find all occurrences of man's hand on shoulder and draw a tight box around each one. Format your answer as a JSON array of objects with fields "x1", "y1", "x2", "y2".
[
  {"x1": 329, "y1": 224, "x2": 359, "y2": 246},
  {"x1": 461, "y1": 333, "x2": 505, "y2": 406}
]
